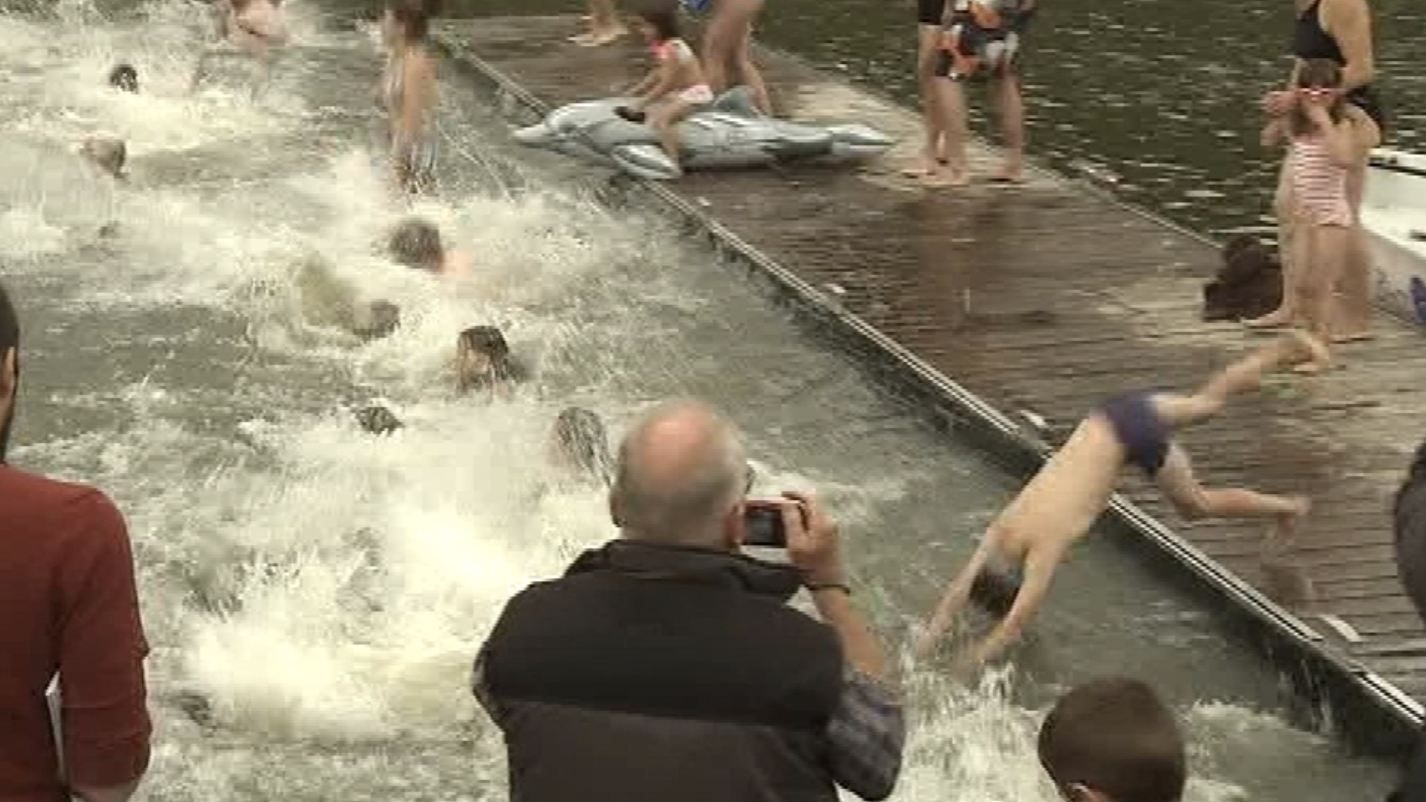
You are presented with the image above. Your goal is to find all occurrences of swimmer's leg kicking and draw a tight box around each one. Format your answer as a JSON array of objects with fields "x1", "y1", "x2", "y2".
[{"x1": 913, "y1": 332, "x2": 1323, "y2": 669}]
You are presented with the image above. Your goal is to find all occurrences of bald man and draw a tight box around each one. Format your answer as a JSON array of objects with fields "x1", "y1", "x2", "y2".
[{"x1": 472, "y1": 400, "x2": 905, "y2": 802}]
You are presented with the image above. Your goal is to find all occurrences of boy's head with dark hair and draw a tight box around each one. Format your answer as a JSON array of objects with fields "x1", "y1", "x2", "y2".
[
  {"x1": 1038, "y1": 677, "x2": 1186, "y2": 802},
  {"x1": 456, "y1": 326, "x2": 513, "y2": 392},
  {"x1": 108, "y1": 63, "x2": 139, "y2": 93},
  {"x1": 1395, "y1": 437, "x2": 1426, "y2": 528},
  {"x1": 551, "y1": 406, "x2": 612, "y2": 485},
  {"x1": 0, "y1": 281, "x2": 21, "y2": 463},
  {"x1": 388, "y1": 217, "x2": 444, "y2": 271}
]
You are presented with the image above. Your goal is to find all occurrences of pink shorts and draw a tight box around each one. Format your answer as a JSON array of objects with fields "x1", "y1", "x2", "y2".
[{"x1": 677, "y1": 84, "x2": 715, "y2": 106}]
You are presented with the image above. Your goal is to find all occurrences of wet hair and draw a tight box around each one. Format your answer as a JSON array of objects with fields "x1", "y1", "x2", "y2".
[
  {"x1": 636, "y1": 0, "x2": 682, "y2": 41},
  {"x1": 554, "y1": 407, "x2": 613, "y2": 486},
  {"x1": 385, "y1": 0, "x2": 432, "y2": 41},
  {"x1": 354, "y1": 404, "x2": 403, "y2": 435},
  {"x1": 1038, "y1": 677, "x2": 1186, "y2": 802},
  {"x1": 1290, "y1": 58, "x2": 1347, "y2": 137},
  {"x1": 84, "y1": 138, "x2": 127, "y2": 179},
  {"x1": 457, "y1": 326, "x2": 514, "y2": 390},
  {"x1": 388, "y1": 218, "x2": 444, "y2": 271},
  {"x1": 0, "y1": 281, "x2": 20, "y2": 463},
  {"x1": 355, "y1": 300, "x2": 401, "y2": 340},
  {"x1": 108, "y1": 63, "x2": 138, "y2": 93}
]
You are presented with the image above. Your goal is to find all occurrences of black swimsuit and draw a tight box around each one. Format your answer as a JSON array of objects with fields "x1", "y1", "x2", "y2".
[
  {"x1": 1292, "y1": 0, "x2": 1387, "y2": 135},
  {"x1": 918, "y1": 0, "x2": 945, "y2": 26}
]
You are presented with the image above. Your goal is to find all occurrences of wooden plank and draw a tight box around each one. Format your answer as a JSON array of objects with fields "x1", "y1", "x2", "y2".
[{"x1": 437, "y1": 16, "x2": 1426, "y2": 702}]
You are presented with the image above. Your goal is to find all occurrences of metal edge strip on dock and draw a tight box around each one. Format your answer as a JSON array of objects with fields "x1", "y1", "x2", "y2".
[{"x1": 432, "y1": 29, "x2": 1424, "y2": 755}]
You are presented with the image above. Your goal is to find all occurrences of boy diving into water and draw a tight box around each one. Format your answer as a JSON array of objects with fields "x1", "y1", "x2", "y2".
[{"x1": 914, "y1": 332, "x2": 1325, "y2": 669}]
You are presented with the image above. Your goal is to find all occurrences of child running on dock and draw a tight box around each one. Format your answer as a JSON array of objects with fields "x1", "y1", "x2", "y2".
[
  {"x1": 913, "y1": 332, "x2": 1325, "y2": 669},
  {"x1": 1259, "y1": 58, "x2": 1379, "y2": 374},
  {"x1": 616, "y1": 2, "x2": 714, "y2": 176}
]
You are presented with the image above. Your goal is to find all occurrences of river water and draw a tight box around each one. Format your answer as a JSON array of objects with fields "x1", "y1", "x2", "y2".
[{"x1": 0, "y1": 1, "x2": 1406, "y2": 801}]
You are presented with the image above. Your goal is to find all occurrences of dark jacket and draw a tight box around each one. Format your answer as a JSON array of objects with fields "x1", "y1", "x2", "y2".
[{"x1": 474, "y1": 539, "x2": 847, "y2": 802}]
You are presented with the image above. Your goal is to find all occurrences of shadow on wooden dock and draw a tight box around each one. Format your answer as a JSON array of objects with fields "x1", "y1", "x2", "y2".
[{"x1": 434, "y1": 14, "x2": 1426, "y2": 727}]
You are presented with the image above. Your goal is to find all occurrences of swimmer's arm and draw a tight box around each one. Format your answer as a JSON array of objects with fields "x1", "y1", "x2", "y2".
[
  {"x1": 965, "y1": 547, "x2": 1061, "y2": 666},
  {"x1": 914, "y1": 537, "x2": 995, "y2": 657}
]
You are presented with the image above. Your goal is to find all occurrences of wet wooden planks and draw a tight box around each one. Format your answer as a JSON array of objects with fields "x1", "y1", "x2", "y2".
[{"x1": 437, "y1": 16, "x2": 1426, "y2": 699}]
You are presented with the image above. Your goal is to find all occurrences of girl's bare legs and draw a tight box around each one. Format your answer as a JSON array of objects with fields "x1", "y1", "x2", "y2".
[
  {"x1": 990, "y1": 72, "x2": 1026, "y2": 182},
  {"x1": 903, "y1": 25, "x2": 947, "y2": 176},
  {"x1": 924, "y1": 75, "x2": 969, "y2": 186},
  {"x1": 1246, "y1": 159, "x2": 1300, "y2": 329},
  {"x1": 705, "y1": 0, "x2": 770, "y2": 115},
  {"x1": 649, "y1": 100, "x2": 692, "y2": 169},
  {"x1": 572, "y1": 0, "x2": 626, "y2": 45},
  {"x1": 1332, "y1": 160, "x2": 1375, "y2": 341},
  {"x1": 1294, "y1": 222, "x2": 1347, "y2": 374}
]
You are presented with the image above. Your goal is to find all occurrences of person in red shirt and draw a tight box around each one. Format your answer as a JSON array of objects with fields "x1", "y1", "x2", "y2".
[{"x1": 0, "y1": 280, "x2": 153, "y2": 802}]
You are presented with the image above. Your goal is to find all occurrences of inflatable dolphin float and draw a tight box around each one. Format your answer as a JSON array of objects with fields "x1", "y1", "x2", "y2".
[{"x1": 512, "y1": 86, "x2": 894, "y2": 181}]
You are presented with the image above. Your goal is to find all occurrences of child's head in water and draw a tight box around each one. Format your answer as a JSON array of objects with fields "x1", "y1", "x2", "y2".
[
  {"x1": 388, "y1": 217, "x2": 444, "y2": 272},
  {"x1": 456, "y1": 326, "x2": 513, "y2": 392},
  {"x1": 632, "y1": 0, "x2": 681, "y2": 43},
  {"x1": 80, "y1": 137, "x2": 127, "y2": 179},
  {"x1": 1291, "y1": 58, "x2": 1347, "y2": 136},
  {"x1": 108, "y1": 63, "x2": 138, "y2": 93},
  {"x1": 1038, "y1": 677, "x2": 1186, "y2": 802},
  {"x1": 549, "y1": 407, "x2": 612, "y2": 485}
]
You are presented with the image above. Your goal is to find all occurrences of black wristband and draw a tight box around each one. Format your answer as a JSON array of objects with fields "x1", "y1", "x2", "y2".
[{"x1": 804, "y1": 582, "x2": 851, "y2": 596}]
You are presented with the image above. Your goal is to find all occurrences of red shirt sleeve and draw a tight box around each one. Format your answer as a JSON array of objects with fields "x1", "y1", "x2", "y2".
[{"x1": 58, "y1": 490, "x2": 152, "y2": 790}]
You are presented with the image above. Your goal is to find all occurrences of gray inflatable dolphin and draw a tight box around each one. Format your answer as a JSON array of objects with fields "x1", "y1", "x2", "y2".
[{"x1": 512, "y1": 86, "x2": 894, "y2": 181}]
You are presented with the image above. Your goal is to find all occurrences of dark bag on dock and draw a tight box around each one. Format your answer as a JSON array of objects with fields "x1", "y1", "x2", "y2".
[{"x1": 1202, "y1": 234, "x2": 1283, "y2": 322}]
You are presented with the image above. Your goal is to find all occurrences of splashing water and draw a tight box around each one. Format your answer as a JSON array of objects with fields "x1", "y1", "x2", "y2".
[{"x1": 0, "y1": 2, "x2": 1399, "y2": 801}]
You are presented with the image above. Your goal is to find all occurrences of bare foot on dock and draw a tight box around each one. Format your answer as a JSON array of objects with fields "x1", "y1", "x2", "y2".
[
  {"x1": 1331, "y1": 329, "x2": 1375, "y2": 344},
  {"x1": 570, "y1": 26, "x2": 626, "y2": 46},
  {"x1": 920, "y1": 166, "x2": 968, "y2": 188},
  {"x1": 901, "y1": 153, "x2": 948, "y2": 178},
  {"x1": 1243, "y1": 309, "x2": 1296, "y2": 330},
  {"x1": 988, "y1": 162, "x2": 1026, "y2": 184}
]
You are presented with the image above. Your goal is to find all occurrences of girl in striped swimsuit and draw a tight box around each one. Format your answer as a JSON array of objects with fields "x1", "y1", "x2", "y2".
[{"x1": 1261, "y1": 58, "x2": 1375, "y2": 374}]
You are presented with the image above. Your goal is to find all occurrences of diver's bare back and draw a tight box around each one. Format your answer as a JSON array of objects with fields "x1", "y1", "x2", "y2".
[{"x1": 990, "y1": 415, "x2": 1127, "y2": 562}]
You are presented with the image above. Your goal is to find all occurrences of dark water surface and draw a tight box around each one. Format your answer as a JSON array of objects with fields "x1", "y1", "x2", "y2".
[{"x1": 440, "y1": 0, "x2": 1422, "y2": 236}]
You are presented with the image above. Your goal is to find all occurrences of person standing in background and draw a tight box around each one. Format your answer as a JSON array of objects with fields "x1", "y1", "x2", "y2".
[
  {"x1": 902, "y1": 0, "x2": 949, "y2": 179},
  {"x1": 0, "y1": 281, "x2": 153, "y2": 802},
  {"x1": 1246, "y1": 0, "x2": 1383, "y2": 341}
]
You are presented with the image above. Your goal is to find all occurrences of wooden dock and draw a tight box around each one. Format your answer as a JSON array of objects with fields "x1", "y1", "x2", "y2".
[{"x1": 435, "y1": 17, "x2": 1426, "y2": 709}]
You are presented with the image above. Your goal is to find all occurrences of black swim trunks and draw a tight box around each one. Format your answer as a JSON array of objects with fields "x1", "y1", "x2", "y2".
[
  {"x1": 918, "y1": 0, "x2": 945, "y2": 26},
  {"x1": 1099, "y1": 392, "x2": 1172, "y2": 478},
  {"x1": 1347, "y1": 86, "x2": 1389, "y2": 138},
  {"x1": 968, "y1": 563, "x2": 1023, "y2": 617}
]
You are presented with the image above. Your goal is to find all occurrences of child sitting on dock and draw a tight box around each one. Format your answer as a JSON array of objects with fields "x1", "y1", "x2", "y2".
[
  {"x1": 1259, "y1": 58, "x2": 1379, "y2": 374},
  {"x1": 913, "y1": 332, "x2": 1324, "y2": 670},
  {"x1": 615, "y1": 2, "x2": 714, "y2": 175}
]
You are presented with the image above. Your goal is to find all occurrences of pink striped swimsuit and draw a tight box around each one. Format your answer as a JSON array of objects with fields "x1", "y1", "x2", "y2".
[{"x1": 1288, "y1": 134, "x2": 1353, "y2": 227}]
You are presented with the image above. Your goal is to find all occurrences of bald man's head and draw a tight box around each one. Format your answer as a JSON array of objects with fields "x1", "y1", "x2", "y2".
[{"x1": 610, "y1": 399, "x2": 748, "y2": 548}]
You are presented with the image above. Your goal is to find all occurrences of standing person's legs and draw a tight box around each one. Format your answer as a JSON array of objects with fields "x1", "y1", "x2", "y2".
[
  {"x1": 1246, "y1": 158, "x2": 1300, "y2": 329},
  {"x1": 903, "y1": 11, "x2": 947, "y2": 176},
  {"x1": 989, "y1": 71, "x2": 1025, "y2": 182},
  {"x1": 1294, "y1": 223, "x2": 1348, "y2": 374},
  {"x1": 1331, "y1": 159, "x2": 1375, "y2": 342},
  {"x1": 704, "y1": 0, "x2": 770, "y2": 115},
  {"x1": 924, "y1": 68, "x2": 970, "y2": 187}
]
